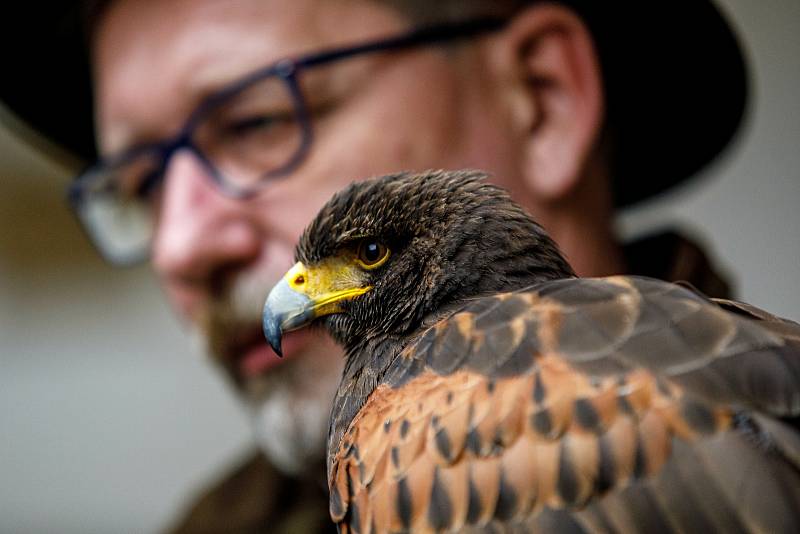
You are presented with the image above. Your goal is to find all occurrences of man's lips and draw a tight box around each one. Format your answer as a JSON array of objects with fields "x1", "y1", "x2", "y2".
[{"x1": 239, "y1": 330, "x2": 310, "y2": 379}]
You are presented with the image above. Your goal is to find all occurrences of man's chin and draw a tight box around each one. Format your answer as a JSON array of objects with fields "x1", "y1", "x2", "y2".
[
  {"x1": 238, "y1": 333, "x2": 344, "y2": 477},
  {"x1": 249, "y1": 387, "x2": 331, "y2": 476}
]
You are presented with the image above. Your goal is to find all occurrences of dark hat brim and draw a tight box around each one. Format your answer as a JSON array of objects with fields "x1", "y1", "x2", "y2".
[
  {"x1": 2, "y1": 4, "x2": 95, "y2": 166},
  {"x1": 0, "y1": 1, "x2": 748, "y2": 207}
]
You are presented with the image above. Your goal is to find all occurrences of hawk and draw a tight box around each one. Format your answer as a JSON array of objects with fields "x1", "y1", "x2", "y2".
[{"x1": 262, "y1": 170, "x2": 800, "y2": 533}]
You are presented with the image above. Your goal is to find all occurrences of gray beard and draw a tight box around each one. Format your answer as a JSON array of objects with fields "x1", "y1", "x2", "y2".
[
  {"x1": 244, "y1": 344, "x2": 344, "y2": 477},
  {"x1": 190, "y1": 267, "x2": 344, "y2": 477}
]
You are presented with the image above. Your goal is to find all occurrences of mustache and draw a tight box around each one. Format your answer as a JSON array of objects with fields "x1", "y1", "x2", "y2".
[{"x1": 199, "y1": 270, "x2": 283, "y2": 364}]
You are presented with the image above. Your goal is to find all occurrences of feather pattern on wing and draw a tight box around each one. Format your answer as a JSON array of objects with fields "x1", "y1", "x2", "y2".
[{"x1": 329, "y1": 277, "x2": 800, "y2": 533}]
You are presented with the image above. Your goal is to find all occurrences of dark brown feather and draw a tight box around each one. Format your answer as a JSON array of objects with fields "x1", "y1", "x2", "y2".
[{"x1": 329, "y1": 277, "x2": 800, "y2": 532}]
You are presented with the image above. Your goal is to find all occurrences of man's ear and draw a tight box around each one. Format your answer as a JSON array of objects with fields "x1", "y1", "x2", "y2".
[{"x1": 488, "y1": 4, "x2": 604, "y2": 202}]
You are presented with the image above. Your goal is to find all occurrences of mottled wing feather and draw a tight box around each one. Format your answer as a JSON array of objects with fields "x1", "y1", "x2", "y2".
[{"x1": 330, "y1": 276, "x2": 800, "y2": 533}]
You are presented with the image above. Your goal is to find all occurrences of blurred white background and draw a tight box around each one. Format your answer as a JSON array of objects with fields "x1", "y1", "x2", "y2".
[{"x1": 1, "y1": 0, "x2": 798, "y2": 532}]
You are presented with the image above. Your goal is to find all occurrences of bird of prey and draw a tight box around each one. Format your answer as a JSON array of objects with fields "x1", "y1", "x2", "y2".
[{"x1": 262, "y1": 170, "x2": 800, "y2": 533}]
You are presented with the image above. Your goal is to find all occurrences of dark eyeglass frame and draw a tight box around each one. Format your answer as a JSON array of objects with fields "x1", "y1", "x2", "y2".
[{"x1": 67, "y1": 17, "x2": 508, "y2": 264}]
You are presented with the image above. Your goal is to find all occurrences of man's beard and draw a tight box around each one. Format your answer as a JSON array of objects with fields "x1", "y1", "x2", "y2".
[
  {"x1": 193, "y1": 267, "x2": 344, "y2": 477},
  {"x1": 246, "y1": 341, "x2": 343, "y2": 476}
]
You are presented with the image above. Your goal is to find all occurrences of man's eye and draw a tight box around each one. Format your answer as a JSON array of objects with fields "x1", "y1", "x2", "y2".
[
  {"x1": 134, "y1": 170, "x2": 164, "y2": 200},
  {"x1": 111, "y1": 171, "x2": 161, "y2": 203},
  {"x1": 306, "y1": 99, "x2": 336, "y2": 120},
  {"x1": 224, "y1": 113, "x2": 294, "y2": 137},
  {"x1": 112, "y1": 156, "x2": 163, "y2": 202}
]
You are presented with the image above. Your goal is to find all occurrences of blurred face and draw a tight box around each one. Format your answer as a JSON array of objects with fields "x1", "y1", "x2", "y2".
[{"x1": 94, "y1": 0, "x2": 524, "y2": 473}]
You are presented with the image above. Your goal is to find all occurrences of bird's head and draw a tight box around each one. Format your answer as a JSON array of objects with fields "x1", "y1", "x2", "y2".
[{"x1": 263, "y1": 170, "x2": 574, "y2": 357}]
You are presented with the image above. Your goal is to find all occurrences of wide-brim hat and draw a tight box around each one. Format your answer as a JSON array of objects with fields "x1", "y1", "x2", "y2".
[{"x1": 0, "y1": 1, "x2": 748, "y2": 208}]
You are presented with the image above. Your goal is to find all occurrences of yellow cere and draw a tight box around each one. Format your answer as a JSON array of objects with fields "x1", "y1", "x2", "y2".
[{"x1": 283, "y1": 260, "x2": 373, "y2": 317}]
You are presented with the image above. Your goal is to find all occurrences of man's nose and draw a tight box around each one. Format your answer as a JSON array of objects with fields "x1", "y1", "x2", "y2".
[{"x1": 152, "y1": 150, "x2": 261, "y2": 286}]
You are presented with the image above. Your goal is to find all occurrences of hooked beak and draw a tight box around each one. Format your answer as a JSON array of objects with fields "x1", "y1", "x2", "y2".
[
  {"x1": 262, "y1": 276, "x2": 313, "y2": 357},
  {"x1": 262, "y1": 261, "x2": 371, "y2": 357}
]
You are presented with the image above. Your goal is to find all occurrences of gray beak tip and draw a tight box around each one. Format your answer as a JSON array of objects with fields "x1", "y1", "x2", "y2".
[{"x1": 262, "y1": 306, "x2": 284, "y2": 358}]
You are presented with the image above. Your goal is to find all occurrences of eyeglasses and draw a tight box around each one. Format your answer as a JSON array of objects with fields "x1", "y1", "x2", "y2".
[{"x1": 67, "y1": 17, "x2": 507, "y2": 266}]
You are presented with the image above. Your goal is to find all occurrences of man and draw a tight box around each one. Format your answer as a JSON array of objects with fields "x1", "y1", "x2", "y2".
[{"x1": 1, "y1": 0, "x2": 746, "y2": 531}]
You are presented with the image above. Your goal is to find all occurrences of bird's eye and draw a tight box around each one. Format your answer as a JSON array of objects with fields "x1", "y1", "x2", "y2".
[{"x1": 356, "y1": 240, "x2": 390, "y2": 269}]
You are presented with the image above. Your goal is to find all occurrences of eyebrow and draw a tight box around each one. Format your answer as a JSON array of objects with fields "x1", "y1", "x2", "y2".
[{"x1": 98, "y1": 18, "x2": 508, "y2": 161}]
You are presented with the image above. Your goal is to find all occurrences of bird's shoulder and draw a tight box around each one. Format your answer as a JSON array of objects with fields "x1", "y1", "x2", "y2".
[{"x1": 387, "y1": 275, "x2": 800, "y2": 407}]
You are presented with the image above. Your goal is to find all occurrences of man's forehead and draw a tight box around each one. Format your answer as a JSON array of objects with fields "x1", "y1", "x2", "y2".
[{"x1": 92, "y1": 0, "x2": 408, "y2": 153}]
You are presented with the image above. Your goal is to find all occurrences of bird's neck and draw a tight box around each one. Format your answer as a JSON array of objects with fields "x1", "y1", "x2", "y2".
[{"x1": 327, "y1": 333, "x2": 407, "y2": 478}]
